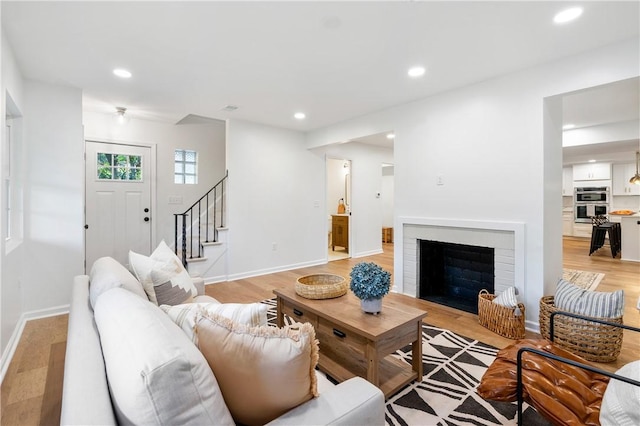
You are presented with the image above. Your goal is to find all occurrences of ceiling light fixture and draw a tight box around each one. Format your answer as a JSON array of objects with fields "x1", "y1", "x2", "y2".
[
  {"x1": 563, "y1": 124, "x2": 575, "y2": 130},
  {"x1": 630, "y1": 151, "x2": 640, "y2": 185},
  {"x1": 553, "y1": 7, "x2": 583, "y2": 24},
  {"x1": 408, "y1": 66, "x2": 426, "y2": 78},
  {"x1": 294, "y1": 112, "x2": 306, "y2": 120},
  {"x1": 113, "y1": 68, "x2": 132, "y2": 78},
  {"x1": 115, "y1": 107, "x2": 128, "y2": 124},
  {"x1": 386, "y1": 133, "x2": 395, "y2": 139}
]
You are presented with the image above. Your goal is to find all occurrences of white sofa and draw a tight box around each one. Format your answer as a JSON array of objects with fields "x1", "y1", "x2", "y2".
[{"x1": 60, "y1": 257, "x2": 385, "y2": 425}]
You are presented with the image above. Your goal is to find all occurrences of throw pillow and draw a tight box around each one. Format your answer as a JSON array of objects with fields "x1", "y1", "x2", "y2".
[
  {"x1": 160, "y1": 302, "x2": 269, "y2": 344},
  {"x1": 555, "y1": 278, "x2": 624, "y2": 318},
  {"x1": 600, "y1": 360, "x2": 640, "y2": 426},
  {"x1": 94, "y1": 287, "x2": 234, "y2": 425},
  {"x1": 129, "y1": 240, "x2": 197, "y2": 305},
  {"x1": 493, "y1": 286, "x2": 519, "y2": 308},
  {"x1": 88, "y1": 256, "x2": 148, "y2": 308},
  {"x1": 196, "y1": 312, "x2": 319, "y2": 426}
]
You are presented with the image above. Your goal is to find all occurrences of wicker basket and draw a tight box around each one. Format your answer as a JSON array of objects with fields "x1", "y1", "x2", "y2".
[
  {"x1": 478, "y1": 289, "x2": 526, "y2": 339},
  {"x1": 295, "y1": 274, "x2": 347, "y2": 299},
  {"x1": 539, "y1": 296, "x2": 623, "y2": 362}
]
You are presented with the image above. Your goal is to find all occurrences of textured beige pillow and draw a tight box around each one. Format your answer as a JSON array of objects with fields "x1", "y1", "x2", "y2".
[
  {"x1": 196, "y1": 313, "x2": 319, "y2": 426},
  {"x1": 129, "y1": 240, "x2": 197, "y2": 305},
  {"x1": 160, "y1": 302, "x2": 269, "y2": 344}
]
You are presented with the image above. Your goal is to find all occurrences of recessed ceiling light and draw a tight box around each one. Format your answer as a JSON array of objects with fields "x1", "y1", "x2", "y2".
[
  {"x1": 408, "y1": 66, "x2": 426, "y2": 78},
  {"x1": 113, "y1": 68, "x2": 132, "y2": 78},
  {"x1": 386, "y1": 133, "x2": 395, "y2": 139},
  {"x1": 294, "y1": 112, "x2": 306, "y2": 120},
  {"x1": 563, "y1": 124, "x2": 576, "y2": 130},
  {"x1": 588, "y1": 159, "x2": 596, "y2": 163},
  {"x1": 554, "y1": 7, "x2": 583, "y2": 24}
]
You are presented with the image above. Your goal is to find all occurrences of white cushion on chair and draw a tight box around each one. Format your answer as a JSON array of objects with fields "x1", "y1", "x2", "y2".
[{"x1": 600, "y1": 360, "x2": 640, "y2": 426}]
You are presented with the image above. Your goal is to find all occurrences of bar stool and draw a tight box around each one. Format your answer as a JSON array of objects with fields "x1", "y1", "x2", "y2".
[{"x1": 589, "y1": 215, "x2": 621, "y2": 258}]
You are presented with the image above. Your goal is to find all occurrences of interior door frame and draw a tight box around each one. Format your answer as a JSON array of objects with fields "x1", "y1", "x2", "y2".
[
  {"x1": 325, "y1": 155, "x2": 352, "y2": 259},
  {"x1": 84, "y1": 138, "x2": 158, "y2": 272}
]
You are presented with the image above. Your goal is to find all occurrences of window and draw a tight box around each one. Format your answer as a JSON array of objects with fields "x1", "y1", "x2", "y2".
[
  {"x1": 97, "y1": 153, "x2": 142, "y2": 181},
  {"x1": 174, "y1": 149, "x2": 198, "y2": 184},
  {"x1": 4, "y1": 120, "x2": 11, "y2": 240}
]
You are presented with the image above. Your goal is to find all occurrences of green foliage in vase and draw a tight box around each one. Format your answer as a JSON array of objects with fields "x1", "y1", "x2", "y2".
[{"x1": 349, "y1": 262, "x2": 391, "y2": 300}]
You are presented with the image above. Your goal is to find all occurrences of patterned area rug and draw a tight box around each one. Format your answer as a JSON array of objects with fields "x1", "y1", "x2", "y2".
[
  {"x1": 262, "y1": 299, "x2": 550, "y2": 426},
  {"x1": 562, "y1": 269, "x2": 605, "y2": 291}
]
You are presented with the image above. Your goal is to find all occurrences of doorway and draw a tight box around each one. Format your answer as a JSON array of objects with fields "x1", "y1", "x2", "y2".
[
  {"x1": 327, "y1": 158, "x2": 351, "y2": 261},
  {"x1": 85, "y1": 141, "x2": 153, "y2": 271}
]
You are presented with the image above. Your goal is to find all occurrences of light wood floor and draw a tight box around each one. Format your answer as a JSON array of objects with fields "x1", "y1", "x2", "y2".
[{"x1": 1, "y1": 237, "x2": 638, "y2": 425}]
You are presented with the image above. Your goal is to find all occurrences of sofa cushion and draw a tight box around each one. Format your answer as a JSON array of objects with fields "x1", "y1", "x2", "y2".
[
  {"x1": 129, "y1": 240, "x2": 197, "y2": 305},
  {"x1": 94, "y1": 287, "x2": 234, "y2": 426},
  {"x1": 196, "y1": 313, "x2": 319, "y2": 426},
  {"x1": 600, "y1": 360, "x2": 640, "y2": 426},
  {"x1": 555, "y1": 278, "x2": 624, "y2": 318},
  {"x1": 89, "y1": 256, "x2": 147, "y2": 308},
  {"x1": 160, "y1": 302, "x2": 269, "y2": 344}
]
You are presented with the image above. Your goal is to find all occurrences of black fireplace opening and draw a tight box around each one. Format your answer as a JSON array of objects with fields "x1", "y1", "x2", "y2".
[{"x1": 419, "y1": 240, "x2": 494, "y2": 314}]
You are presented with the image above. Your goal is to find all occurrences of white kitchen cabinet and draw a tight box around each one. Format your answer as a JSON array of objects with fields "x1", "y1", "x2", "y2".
[
  {"x1": 573, "y1": 163, "x2": 612, "y2": 181},
  {"x1": 612, "y1": 163, "x2": 640, "y2": 196},
  {"x1": 621, "y1": 214, "x2": 640, "y2": 262},
  {"x1": 562, "y1": 167, "x2": 573, "y2": 196},
  {"x1": 572, "y1": 223, "x2": 593, "y2": 238}
]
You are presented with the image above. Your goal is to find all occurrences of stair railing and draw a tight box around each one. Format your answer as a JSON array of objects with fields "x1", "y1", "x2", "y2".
[{"x1": 174, "y1": 171, "x2": 227, "y2": 268}]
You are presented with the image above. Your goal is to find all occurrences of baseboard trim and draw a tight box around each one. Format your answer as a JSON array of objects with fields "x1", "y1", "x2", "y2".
[
  {"x1": 352, "y1": 249, "x2": 384, "y2": 258},
  {"x1": 0, "y1": 304, "x2": 69, "y2": 385},
  {"x1": 226, "y1": 258, "x2": 327, "y2": 282}
]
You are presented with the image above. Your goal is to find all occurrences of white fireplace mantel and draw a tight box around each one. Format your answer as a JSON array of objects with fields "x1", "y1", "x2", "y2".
[{"x1": 394, "y1": 217, "x2": 526, "y2": 297}]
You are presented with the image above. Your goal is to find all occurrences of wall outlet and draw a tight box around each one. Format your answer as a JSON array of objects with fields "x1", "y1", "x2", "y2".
[
  {"x1": 436, "y1": 175, "x2": 444, "y2": 186},
  {"x1": 272, "y1": 242, "x2": 277, "y2": 251},
  {"x1": 313, "y1": 200, "x2": 320, "y2": 208}
]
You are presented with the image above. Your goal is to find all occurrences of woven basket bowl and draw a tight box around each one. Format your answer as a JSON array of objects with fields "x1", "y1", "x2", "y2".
[
  {"x1": 539, "y1": 296, "x2": 623, "y2": 363},
  {"x1": 295, "y1": 274, "x2": 347, "y2": 299}
]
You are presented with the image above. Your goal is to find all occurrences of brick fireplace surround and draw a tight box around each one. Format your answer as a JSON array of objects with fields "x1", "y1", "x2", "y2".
[{"x1": 396, "y1": 217, "x2": 525, "y2": 303}]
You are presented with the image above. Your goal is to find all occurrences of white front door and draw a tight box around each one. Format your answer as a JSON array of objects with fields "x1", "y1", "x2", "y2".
[{"x1": 85, "y1": 141, "x2": 152, "y2": 271}]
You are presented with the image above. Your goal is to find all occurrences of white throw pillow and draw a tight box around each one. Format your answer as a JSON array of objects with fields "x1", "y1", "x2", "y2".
[
  {"x1": 89, "y1": 256, "x2": 148, "y2": 308},
  {"x1": 600, "y1": 360, "x2": 640, "y2": 426},
  {"x1": 493, "y1": 286, "x2": 519, "y2": 308},
  {"x1": 94, "y1": 287, "x2": 234, "y2": 426},
  {"x1": 160, "y1": 302, "x2": 269, "y2": 344},
  {"x1": 129, "y1": 240, "x2": 197, "y2": 305}
]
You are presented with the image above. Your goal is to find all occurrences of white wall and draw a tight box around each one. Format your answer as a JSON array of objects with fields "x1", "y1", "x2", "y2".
[
  {"x1": 1, "y1": 31, "x2": 26, "y2": 360},
  {"x1": 225, "y1": 119, "x2": 326, "y2": 279},
  {"x1": 83, "y1": 112, "x2": 226, "y2": 249},
  {"x1": 306, "y1": 38, "x2": 640, "y2": 328},
  {"x1": 381, "y1": 166, "x2": 394, "y2": 228},
  {"x1": 21, "y1": 81, "x2": 84, "y2": 313}
]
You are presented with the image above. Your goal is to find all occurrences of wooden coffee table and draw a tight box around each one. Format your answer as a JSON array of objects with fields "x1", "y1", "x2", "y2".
[{"x1": 273, "y1": 287, "x2": 427, "y2": 398}]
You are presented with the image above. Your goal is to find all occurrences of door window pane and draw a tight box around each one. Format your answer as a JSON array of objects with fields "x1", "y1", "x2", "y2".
[{"x1": 96, "y1": 153, "x2": 143, "y2": 181}]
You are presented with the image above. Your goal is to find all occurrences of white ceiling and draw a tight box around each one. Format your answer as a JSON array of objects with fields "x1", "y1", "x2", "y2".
[{"x1": 3, "y1": 1, "x2": 639, "y2": 134}]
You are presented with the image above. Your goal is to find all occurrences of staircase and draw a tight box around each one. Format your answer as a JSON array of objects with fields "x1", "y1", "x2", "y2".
[{"x1": 174, "y1": 171, "x2": 228, "y2": 281}]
